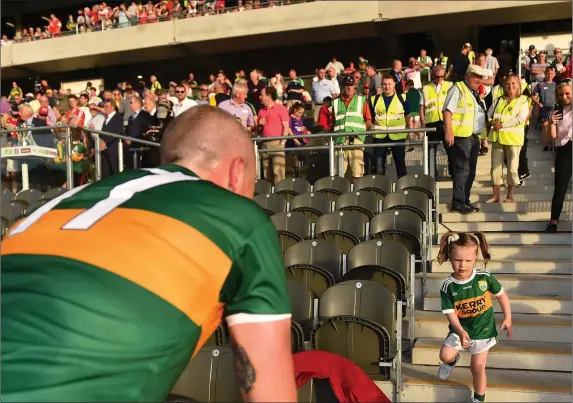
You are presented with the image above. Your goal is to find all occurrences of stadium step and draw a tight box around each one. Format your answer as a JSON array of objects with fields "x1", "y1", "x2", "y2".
[
  {"x1": 412, "y1": 338, "x2": 572, "y2": 371},
  {"x1": 439, "y1": 185, "x2": 559, "y2": 196},
  {"x1": 423, "y1": 294, "x2": 573, "y2": 315},
  {"x1": 430, "y1": 260, "x2": 572, "y2": 275},
  {"x1": 383, "y1": 364, "x2": 573, "y2": 402},
  {"x1": 435, "y1": 231, "x2": 572, "y2": 245},
  {"x1": 430, "y1": 245, "x2": 571, "y2": 260},
  {"x1": 439, "y1": 201, "x2": 572, "y2": 214},
  {"x1": 439, "y1": 220, "x2": 572, "y2": 232},
  {"x1": 474, "y1": 172, "x2": 557, "y2": 181},
  {"x1": 413, "y1": 310, "x2": 571, "y2": 343},
  {"x1": 438, "y1": 178, "x2": 559, "y2": 189},
  {"x1": 424, "y1": 272, "x2": 571, "y2": 298},
  {"x1": 438, "y1": 192, "x2": 571, "y2": 204},
  {"x1": 441, "y1": 211, "x2": 573, "y2": 223}
]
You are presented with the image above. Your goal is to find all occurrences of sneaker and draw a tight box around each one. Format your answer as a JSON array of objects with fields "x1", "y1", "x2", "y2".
[
  {"x1": 545, "y1": 223, "x2": 558, "y2": 233},
  {"x1": 451, "y1": 205, "x2": 474, "y2": 214},
  {"x1": 519, "y1": 173, "x2": 531, "y2": 182},
  {"x1": 469, "y1": 398, "x2": 481, "y2": 403},
  {"x1": 438, "y1": 353, "x2": 460, "y2": 380}
]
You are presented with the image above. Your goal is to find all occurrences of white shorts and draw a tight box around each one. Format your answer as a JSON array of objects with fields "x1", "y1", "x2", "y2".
[{"x1": 443, "y1": 333, "x2": 497, "y2": 355}]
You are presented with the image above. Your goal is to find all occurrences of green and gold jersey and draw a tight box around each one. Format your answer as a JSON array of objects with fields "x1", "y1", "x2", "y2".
[
  {"x1": 1, "y1": 165, "x2": 291, "y2": 402},
  {"x1": 440, "y1": 269, "x2": 504, "y2": 340}
]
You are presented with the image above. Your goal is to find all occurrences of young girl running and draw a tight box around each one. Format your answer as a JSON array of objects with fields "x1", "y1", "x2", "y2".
[{"x1": 437, "y1": 232, "x2": 512, "y2": 403}]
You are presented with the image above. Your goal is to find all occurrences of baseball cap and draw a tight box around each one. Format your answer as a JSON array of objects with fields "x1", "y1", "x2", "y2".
[
  {"x1": 342, "y1": 75, "x2": 355, "y2": 85},
  {"x1": 463, "y1": 43, "x2": 472, "y2": 48},
  {"x1": 529, "y1": 45, "x2": 536, "y2": 50},
  {"x1": 38, "y1": 106, "x2": 49, "y2": 116},
  {"x1": 466, "y1": 64, "x2": 487, "y2": 78},
  {"x1": 89, "y1": 96, "x2": 103, "y2": 105}
]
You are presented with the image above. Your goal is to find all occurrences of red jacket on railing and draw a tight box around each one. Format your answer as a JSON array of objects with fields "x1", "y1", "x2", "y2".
[{"x1": 293, "y1": 351, "x2": 391, "y2": 403}]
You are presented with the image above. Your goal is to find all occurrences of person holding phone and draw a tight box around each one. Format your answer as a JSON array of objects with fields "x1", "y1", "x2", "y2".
[{"x1": 545, "y1": 79, "x2": 572, "y2": 232}]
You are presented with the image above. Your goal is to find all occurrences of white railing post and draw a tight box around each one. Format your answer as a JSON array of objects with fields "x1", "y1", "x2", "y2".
[
  {"x1": 65, "y1": 127, "x2": 74, "y2": 189},
  {"x1": 94, "y1": 132, "x2": 102, "y2": 181}
]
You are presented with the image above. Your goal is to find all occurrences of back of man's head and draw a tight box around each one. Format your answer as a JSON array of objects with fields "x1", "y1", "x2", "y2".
[{"x1": 160, "y1": 105, "x2": 256, "y2": 198}]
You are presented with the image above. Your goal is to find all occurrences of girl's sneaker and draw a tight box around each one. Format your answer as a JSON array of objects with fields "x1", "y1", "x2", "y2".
[
  {"x1": 469, "y1": 398, "x2": 481, "y2": 403},
  {"x1": 438, "y1": 353, "x2": 460, "y2": 380}
]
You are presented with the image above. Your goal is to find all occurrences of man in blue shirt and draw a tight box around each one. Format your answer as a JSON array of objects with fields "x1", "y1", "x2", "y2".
[{"x1": 312, "y1": 68, "x2": 338, "y2": 124}]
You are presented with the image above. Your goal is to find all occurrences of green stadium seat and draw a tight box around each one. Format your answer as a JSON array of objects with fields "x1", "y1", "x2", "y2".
[
  {"x1": 343, "y1": 240, "x2": 411, "y2": 315},
  {"x1": 353, "y1": 175, "x2": 392, "y2": 197},
  {"x1": 271, "y1": 212, "x2": 312, "y2": 253},
  {"x1": 395, "y1": 173, "x2": 435, "y2": 200},
  {"x1": 254, "y1": 178, "x2": 273, "y2": 196},
  {"x1": 274, "y1": 177, "x2": 312, "y2": 201},
  {"x1": 254, "y1": 193, "x2": 287, "y2": 216},
  {"x1": 14, "y1": 189, "x2": 42, "y2": 207},
  {"x1": 170, "y1": 346, "x2": 242, "y2": 403},
  {"x1": 370, "y1": 209, "x2": 423, "y2": 257},
  {"x1": 41, "y1": 187, "x2": 66, "y2": 201},
  {"x1": 284, "y1": 240, "x2": 342, "y2": 299},
  {"x1": 313, "y1": 176, "x2": 351, "y2": 200},
  {"x1": 287, "y1": 280, "x2": 315, "y2": 338},
  {"x1": 290, "y1": 192, "x2": 332, "y2": 223},
  {"x1": 311, "y1": 280, "x2": 396, "y2": 380},
  {"x1": 315, "y1": 211, "x2": 365, "y2": 254},
  {"x1": 382, "y1": 189, "x2": 429, "y2": 221},
  {"x1": 335, "y1": 191, "x2": 379, "y2": 222}
]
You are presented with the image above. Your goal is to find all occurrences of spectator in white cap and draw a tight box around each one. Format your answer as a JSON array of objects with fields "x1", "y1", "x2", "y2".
[{"x1": 442, "y1": 64, "x2": 488, "y2": 214}]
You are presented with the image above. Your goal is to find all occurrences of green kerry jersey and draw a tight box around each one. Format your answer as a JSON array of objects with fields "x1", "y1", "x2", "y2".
[
  {"x1": 1, "y1": 165, "x2": 291, "y2": 402},
  {"x1": 440, "y1": 269, "x2": 504, "y2": 340}
]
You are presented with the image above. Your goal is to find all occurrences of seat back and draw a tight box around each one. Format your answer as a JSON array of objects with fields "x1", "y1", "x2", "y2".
[
  {"x1": 15, "y1": 189, "x2": 42, "y2": 206},
  {"x1": 274, "y1": 177, "x2": 312, "y2": 201},
  {"x1": 24, "y1": 199, "x2": 48, "y2": 216},
  {"x1": 335, "y1": 191, "x2": 379, "y2": 222},
  {"x1": 353, "y1": 175, "x2": 392, "y2": 197},
  {"x1": 204, "y1": 324, "x2": 228, "y2": 347},
  {"x1": 291, "y1": 321, "x2": 305, "y2": 353},
  {"x1": 2, "y1": 188, "x2": 15, "y2": 202},
  {"x1": 290, "y1": 192, "x2": 332, "y2": 223},
  {"x1": 170, "y1": 346, "x2": 242, "y2": 402},
  {"x1": 287, "y1": 280, "x2": 315, "y2": 338},
  {"x1": 284, "y1": 240, "x2": 342, "y2": 298},
  {"x1": 254, "y1": 193, "x2": 287, "y2": 216},
  {"x1": 41, "y1": 187, "x2": 66, "y2": 201},
  {"x1": 344, "y1": 240, "x2": 410, "y2": 304},
  {"x1": 315, "y1": 211, "x2": 365, "y2": 254},
  {"x1": 396, "y1": 173, "x2": 435, "y2": 200},
  {"x1": 270, "y1": 212, "x2": 311, "y2": 253},
  {"x1": 370, "y1": 209, "x2": 422, "y2": 256},
  {"x1": 382, "y1": 189, "x2": 429, "y2": 221},
  {"x1": 5, "y1": 202, "x2": 24, "y2": 224},
  {"x1": 254, "y1": 178, "x2": 273, "y2": 195},
  {"x1": 313, "y1": 176, "x2": 351, "y2": 200}
]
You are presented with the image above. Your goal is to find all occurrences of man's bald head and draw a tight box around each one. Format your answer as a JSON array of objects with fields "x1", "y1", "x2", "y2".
[{"x1": 160, "y1": 105, "x2": 256, "y2": 198}]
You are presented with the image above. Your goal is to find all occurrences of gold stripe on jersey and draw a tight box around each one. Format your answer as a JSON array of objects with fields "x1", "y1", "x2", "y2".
[
  {"x1": 454, "y1": 292, "x2": 493, "y2": 319},
  {"x1": 2, "y1": 208, "x2": 232, "y2": 328}
]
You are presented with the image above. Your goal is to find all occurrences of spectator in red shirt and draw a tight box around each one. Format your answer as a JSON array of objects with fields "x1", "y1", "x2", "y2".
[
  {"x1": 48, "y1": 14, "x2": 62, "y2": 37},
  {"x1": 317, "y1": 96, "x2": 333, "y2": 132},
  {"x1": 257, "y1": 86, "x2": 289, "y2": 184}
]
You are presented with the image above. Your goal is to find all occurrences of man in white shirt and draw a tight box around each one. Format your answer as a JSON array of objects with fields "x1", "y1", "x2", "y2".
[
  {"x1": 404, "y1": 58, "x2": 423, "y2": 89},
  {"x1": 326, "y1": 57, "x2": 345, "y2": 75},
  {"x1": 88, "y1": 102, "x2": 106, "y2": 131},
  {"x1": 485, "y1": 49, "x2": 499, "y2": 80},
  {"x1": 172, "y1": 85, "x2": 197, "y2": 117}
]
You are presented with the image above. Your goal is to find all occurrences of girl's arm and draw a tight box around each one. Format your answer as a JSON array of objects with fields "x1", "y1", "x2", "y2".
[{"x1": 497, "y1": 293, "x2": 512, "y2": 339}]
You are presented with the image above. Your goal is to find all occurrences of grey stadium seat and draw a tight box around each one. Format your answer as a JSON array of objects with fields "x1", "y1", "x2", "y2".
[
  {"x1": 170, "y1": 346, "x2": 242, "y2": 403},
  {"x1": 274, "y1": 177, "x2": 312, "y2": 201},
  {"x1": 311, "y1": 280, "x2": 396, "y2": 380},
  {"x1": 396, "y1": 173, "x2": 435, "y2": 200},
  {"x1": 287, "y1": 280, "x2": 315, "y2": 339},
  {"x1": 284, "y1": 240, "x2": 343, "y2": 299},
  {"x1": 204, "y1": 324, "x2": 228, "y2": 347},
  {"x1": 370, "y1": 209, "x2": 422, "y2": 258},
  {"x1": 254, "y1": 178, "x2": 273, "y2": 196},
  {"x1": 313, "y1": 176, "x2": 351, "y2": 200},
  {"x1": 270, "y1": 212, "x2": 311, "y2": 253},
  {"x1": 290, "y1": 192, "x2": 332, "y2": 223},
  {"x1": 353, "y1": 175, "x2": 392, "y2": 198},
  {"x1": 2, "y1": 188, "x2": 15, "y2": 202},
  {"x1": 254, "y1": 193, "x2": 287, "y2": 216},
  {"x1": 343, "y1": 240, "x2": 410, "y2": 313},
  {"x1": 14, "y1": 189, "x2": 42, "y2": 207},
  {"x1": 335, "y1": 191, "x2": 379, "y2": 222},
  {"x1": 41, "y1": 187, "x2": 66, "y2": 201},
  {"x1": 23, "y1": 199, "x2": 48, "y2": 217},
  {"x1": 315, "y1": 211, "x2": 365, "y2": 254},
  {"x1": 382, "y1": 189, "x2": 429, "y2": 221},
  {"x1": 1, "y1": 201, "x2": 24, "y2": 226}
]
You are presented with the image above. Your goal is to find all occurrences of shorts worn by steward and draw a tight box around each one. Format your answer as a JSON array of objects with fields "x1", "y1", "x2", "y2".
[
  {"x1": 440, "y1": 268, "x2": 505, "y2": 352},
  {"x1": 1, "y1": 165, "x2": 291, "y2": 402}
]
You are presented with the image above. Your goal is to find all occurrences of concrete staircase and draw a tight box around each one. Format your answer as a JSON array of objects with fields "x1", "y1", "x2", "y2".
[{"x1": 385, "y1": 133, "x2": 572, "y2": 401}]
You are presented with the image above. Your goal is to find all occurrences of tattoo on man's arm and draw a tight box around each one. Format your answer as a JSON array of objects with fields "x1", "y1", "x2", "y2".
[{"x1": 231, "y1": 338, "x2": 256, "y2": 395}]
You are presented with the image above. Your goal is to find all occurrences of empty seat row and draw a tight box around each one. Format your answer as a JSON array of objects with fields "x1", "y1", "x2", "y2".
[
  {"x1": 2, "y1": 187, "x2": 66, "y2": 206},
  {"x1": 256, "y1": 173, "x2": 435, "y2": 201}
]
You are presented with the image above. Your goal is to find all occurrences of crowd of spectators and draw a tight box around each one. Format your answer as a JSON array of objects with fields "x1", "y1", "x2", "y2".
[{"x1": 1, "y1": 0, "x2": 306, "y2": 44}]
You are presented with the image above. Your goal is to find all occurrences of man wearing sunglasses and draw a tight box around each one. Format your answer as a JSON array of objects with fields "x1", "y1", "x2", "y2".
[
  {"x1": 172, "y1": 85, "x2": 197, "y2": 117},
  {"x1": 421, "y1": 65, "x2": 453, "y2": 178}
]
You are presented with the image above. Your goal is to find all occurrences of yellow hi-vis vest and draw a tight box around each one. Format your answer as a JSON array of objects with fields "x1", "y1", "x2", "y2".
[
  {"x1": 491, "y1": 85, "x2": 504, "y2": 103},
  {"x1": 422, "y1": 81, "x2": 453, "y2": 123},
  {"x1": 488, "y1": 95, "x2": 529, "y2": 146},
  {"x1": 450, "y1": 82, "x2": 476, "y2": 138},
  {"x1": 434, "y1": 56, "x2": 448, "y2": 69},
  {"x1": 333, "y1": 95, "x2": 367, "y2": 145},
  {"x1": 371, "y1": 93, "x2": 408, "y2": 140}
]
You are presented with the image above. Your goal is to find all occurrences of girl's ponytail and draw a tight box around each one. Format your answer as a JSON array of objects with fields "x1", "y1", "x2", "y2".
[
  {"x1": 473, "y1": 232, "x2": 491, "y2": 267},
  {"x1": 437, "y1": 231, "x2": 456, "y2": 264}
]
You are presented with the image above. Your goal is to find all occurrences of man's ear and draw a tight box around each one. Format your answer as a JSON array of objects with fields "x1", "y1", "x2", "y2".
[{"x1": 228, "y1": 156, "x2": 246, "y2": 195}]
